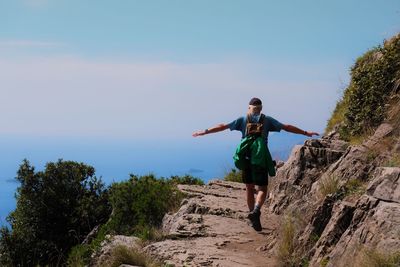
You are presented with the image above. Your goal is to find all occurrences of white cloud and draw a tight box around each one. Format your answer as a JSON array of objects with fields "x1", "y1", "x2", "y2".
[{"x1": 0, "y1": 55, "x2": 346, "y2": 139}]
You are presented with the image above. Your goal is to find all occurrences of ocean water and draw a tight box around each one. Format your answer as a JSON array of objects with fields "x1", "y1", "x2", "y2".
[{"x1": 0, "y1": 132, "x2": 307, "y2": 227}]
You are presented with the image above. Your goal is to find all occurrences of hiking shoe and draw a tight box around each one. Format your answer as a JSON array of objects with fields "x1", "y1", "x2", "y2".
[{"x1": 248, "y1": 209, "x2": 262, "y2": 231}]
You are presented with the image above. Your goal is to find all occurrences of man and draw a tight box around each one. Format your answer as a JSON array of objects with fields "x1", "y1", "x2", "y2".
[{"x1": 192, "y1": 97, "x2": 319, "y2": 231}]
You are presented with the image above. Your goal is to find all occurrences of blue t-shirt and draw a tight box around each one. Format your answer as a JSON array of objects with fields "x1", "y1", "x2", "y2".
[{"x1": 228, "y1": 114, "x2": 283, "y2": 144}]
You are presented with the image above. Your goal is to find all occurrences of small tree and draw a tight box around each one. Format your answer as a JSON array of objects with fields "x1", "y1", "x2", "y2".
[
  {"x1": 0, "y1": 159, "x2": 111, "y2": 266},
  {"x1": 104, "y1": 174, "x2": 184, "y2": 235}
]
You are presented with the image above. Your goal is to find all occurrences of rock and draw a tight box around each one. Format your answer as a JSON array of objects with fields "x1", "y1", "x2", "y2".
[
  {"x1": 266, "y1": 122, "x2": 400, "y2": 267},
  {"x1": 394, "y1": 137, "x2": 400, "y2": 153},
  {"x1": 299, "y1": 195, "x2": 338, "y2": 246},
  {"x1": 312, "y1": 145, "x2": 374, "y2": 191},
  {"x1": 275, "y1": 160, "x2": 285, "y2": 169},
  {"x1": 268, "y1": 137, "x2": 345, "y2": 214},
  {"x1": 307, "y1": 167, "x2": 400, "y2": 266},
  {"x1": 366, "y1": 167, "x2": 400, "y2": 203},
  {"x1": 326, "y1": 200, "x2": 400, "y2": 267},
  {"x1": 308, "y1": 201, "x2": 355, "y2": 266},
  {"x1": 363, "y1": 123, "x2": 394, "y2": 148}
]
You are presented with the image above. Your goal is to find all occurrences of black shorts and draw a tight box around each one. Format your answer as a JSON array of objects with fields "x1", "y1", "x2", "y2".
[{"x1": 242, "y1": 166, "x2": 268, "y2": 186}]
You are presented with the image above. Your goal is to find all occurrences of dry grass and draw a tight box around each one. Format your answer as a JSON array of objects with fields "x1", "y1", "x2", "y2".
[
  {"x1": 384, "y1": 153, "x2": 400, "y2": 167},
  {"x1": 325, "y1": 98, "x2": 347, "y2": 134},
  {"x1": 100, "y1": 245, "x2": 161, "y2": 267},
  {"x1": 343, "y1": 178, "x2": 366, "y2": 198},
  {"x1": 348, "y1": 127, "x2": 376, "y2": 146},
  {"x1": 319, "y1": 175, "x2": 340, "y2": 199},
  {"x1": 135, "y1": 225, "x2": 166, "y2": 244},
  {"x1": 277, "y1": 215, "x2": 296, "y2": 263},
  {"x1": 276, "y1": 212, "x2": 309, "y2": 267},
  {"x1": 354, "y1": 247, "x2": 400, "y2": 267}
]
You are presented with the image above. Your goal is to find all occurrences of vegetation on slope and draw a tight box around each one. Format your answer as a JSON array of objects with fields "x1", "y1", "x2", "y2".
[
  {"x1": 326, "y1": 33, "x2": 400, "y2": 139},
  {"x1": 0, "y1": 160, "x2": 111, "y2": 266},
  {"x1": 223, "y1": 168, "x2": 242, "y2": 183},
  {"x1": 0, "y1": 159, "x2": 203, "y2": 266}
]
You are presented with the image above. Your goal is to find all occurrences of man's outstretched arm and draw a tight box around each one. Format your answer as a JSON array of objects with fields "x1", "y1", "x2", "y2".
[
  {"x1": 192, "y1": 124, "x2": 229, "y2": 137},
  {"x1": 282, "y1": 124, "x2": 319, "y2": 137}
]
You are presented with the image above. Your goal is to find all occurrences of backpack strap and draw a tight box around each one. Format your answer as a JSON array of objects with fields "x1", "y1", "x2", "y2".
[
  {"x1": 259, "y1": 113, "x2": 265, "y2": 123},
  {"x1": 244, "y1": 114, "x2": 250, "y2": 136},
  {"x1": 260, "y1": 114, "x2": 266, "y2": 139}
]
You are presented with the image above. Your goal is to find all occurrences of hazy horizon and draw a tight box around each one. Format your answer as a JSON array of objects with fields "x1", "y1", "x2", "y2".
[{"x1": 1, "y1": 0, "x2": 399, "y2": 226}]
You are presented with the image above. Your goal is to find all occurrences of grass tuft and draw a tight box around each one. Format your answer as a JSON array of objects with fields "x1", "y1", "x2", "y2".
[
  {"x1": 343, "y1": 178, "x2": 365, "y2": 197},
  {"x1": 320, "y1": 257, "x2": 329, "y2": 267},
  {"x1": 354, "y1": 248, "x2": 400, "y2": 267},
  {"x1": 276, "y1": 212, "x2": 309, "y2": 267},
  {"x1": 100, "y1": 245, "x2": 161, "y2": 267},
  {"x1": 319, "y1": 175, "x2": 340, "y2": 199},
  {"x1": 384, "y1": 153, "x2": 400, "y2": 167}
]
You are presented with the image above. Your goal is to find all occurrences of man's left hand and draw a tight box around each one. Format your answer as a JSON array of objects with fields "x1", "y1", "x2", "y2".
[{"x1": 305, "y1": 131, "x2": 319, "y2": 137}]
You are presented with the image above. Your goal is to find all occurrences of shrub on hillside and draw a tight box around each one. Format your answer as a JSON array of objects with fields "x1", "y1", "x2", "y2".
[
  {"x1": 105, "y1": 174, "x2": 185, "y2": 235},
  {"x1": 0, "y1": 159, "x2": 111, "y2": 266},
  {"x1": 169, "y1": 174, "x2": 204, "y2": 185},
  {"x1": 223, "y1": 168, "x2": 242, "y2": 183},
  {"x1": 326, "y1": 33, "x2": 400, "y2": 139},
  {"x1": 67, "y1": 174, "x2": 187, "y2": 264}
]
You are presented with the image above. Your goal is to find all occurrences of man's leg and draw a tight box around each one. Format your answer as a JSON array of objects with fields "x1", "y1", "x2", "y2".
[
  {"x1": 248, "y1": 184, "x2": 268, "y2": 232},
  {"x1": 245, "y1": 183, "x2": 256, "y2": 211},
  {"x1": 255, "y1": 185, "x2": 268, "y2": 209}
]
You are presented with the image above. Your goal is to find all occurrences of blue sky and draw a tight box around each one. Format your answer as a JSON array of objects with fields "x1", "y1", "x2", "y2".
[{"x1": 1, "y1": 0, "x2": 399, "y2": 140}]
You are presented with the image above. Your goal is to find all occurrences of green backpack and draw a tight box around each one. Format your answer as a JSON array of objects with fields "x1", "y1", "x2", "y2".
[{"x1": 233, "y1": 114, "x2": 276, "y2": 179}]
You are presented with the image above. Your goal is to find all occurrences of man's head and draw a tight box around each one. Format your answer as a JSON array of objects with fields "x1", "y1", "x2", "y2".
[{"x1": 248, "y1": 97, "x2": 262, "y2": 115}]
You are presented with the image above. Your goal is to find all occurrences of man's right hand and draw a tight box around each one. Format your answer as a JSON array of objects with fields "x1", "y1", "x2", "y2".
[{"x1": 192, "y1": 130, "x2": 206, "y2": 137}]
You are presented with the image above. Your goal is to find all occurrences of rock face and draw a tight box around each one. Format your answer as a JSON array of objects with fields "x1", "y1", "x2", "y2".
[
  {"x1": 325, "y1": 167, "x2": 400, "y2": 267},
  {"x1": 266, "y1": 123, "x2": 400, "y2": 267},
  {"x1": 94, "y1": 122, "x2": 400, "y2": 267}
]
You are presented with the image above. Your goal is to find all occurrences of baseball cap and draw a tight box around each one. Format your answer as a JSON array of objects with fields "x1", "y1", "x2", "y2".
[{"x1": 249, "y1": 97, "x2": 262, "y2": 106}]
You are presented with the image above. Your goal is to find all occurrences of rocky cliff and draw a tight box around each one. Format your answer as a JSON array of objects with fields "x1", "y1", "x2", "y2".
[{"x1": 93, "y1": 119, "x2": 400, "y2": 266}]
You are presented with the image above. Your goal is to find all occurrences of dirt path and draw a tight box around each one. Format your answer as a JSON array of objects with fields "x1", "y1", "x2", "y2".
[{"x1": 145, "y1": 180, "x2": 280, "y2": 266}]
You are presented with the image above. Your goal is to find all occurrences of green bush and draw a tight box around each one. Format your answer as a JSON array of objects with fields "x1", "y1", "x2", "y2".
[
  {"x1": 169, "y1": 174, "x2": 204, "y2": 185},
  {"x1": 67, "y1": 174, "x2": 187, "y2": 264},
  {"x1": 105, "y1": 174, "x2": 184, "y2": 235},
  {"x1": 326, "y1": 34, "x2": 400, "y2": 139},
  {"x1": 67, "y1": 244, "x2": 92, "y2": 267},
  {"x1": 223, "y1": 168, "x2": 242, "y2": 183},
  {"x1": 0, "y1": 159, "x2": 111, "y2": 266}
]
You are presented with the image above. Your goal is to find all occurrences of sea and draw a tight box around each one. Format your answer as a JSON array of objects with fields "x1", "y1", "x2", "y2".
[{"x1": 0, "y1": 132, "x2": 307, "y2": 227}]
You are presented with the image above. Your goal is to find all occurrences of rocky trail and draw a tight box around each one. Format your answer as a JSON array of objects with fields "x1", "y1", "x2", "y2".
[{"x1": 144, "y1": 180, "x2": 280, "y2": 267}]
